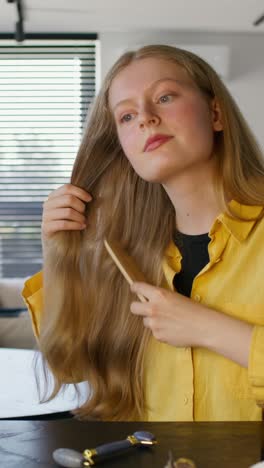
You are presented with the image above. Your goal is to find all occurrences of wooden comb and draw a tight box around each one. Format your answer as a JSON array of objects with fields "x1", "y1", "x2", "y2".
[{"x1": 104, "y1": 239, "x2": 148, "y2": 303}]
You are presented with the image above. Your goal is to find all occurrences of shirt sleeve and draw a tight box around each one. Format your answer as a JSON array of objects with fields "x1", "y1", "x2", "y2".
[
  {"x1": 21, "y1": 270, "x2": 43, "y2": 339},
  {"x1": 21, "y1": 271, "x2": 82, "y2": 384},
  {"x1": 248, "y1": 325, "x2": 264, "y2": 407}
]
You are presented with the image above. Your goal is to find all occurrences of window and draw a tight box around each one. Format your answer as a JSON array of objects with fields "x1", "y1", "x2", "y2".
[{"x1": 0, "y1": 35, "x2": 98, "y2": 278}]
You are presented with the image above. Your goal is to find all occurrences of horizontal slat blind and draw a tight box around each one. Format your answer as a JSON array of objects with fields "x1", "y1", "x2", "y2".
[{"x1": 0, "y1": 38, "x2": 98, "y2": 278}]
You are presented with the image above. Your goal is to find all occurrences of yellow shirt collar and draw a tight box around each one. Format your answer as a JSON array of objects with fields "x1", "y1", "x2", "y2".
[
  {"x1": 216, "y1": 199, "x2": 263, "y2": 243},
  {"x1": 163, "y1": 200, "x2": 263, "y2": 289}
]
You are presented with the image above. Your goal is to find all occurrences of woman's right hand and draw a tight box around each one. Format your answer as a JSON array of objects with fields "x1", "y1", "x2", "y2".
[{"x1": 41, "y1": 183, "x2": 92, "y2": 242}]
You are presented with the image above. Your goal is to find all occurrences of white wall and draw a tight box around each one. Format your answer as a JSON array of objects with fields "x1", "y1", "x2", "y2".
[{"x1": 100, "y1": 30, "x2": 264, "y2": 149}]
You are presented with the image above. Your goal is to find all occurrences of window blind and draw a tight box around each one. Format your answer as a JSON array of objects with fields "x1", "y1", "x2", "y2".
[{"x1": 0, "y1": 37, "x2": 98, "y2": 278}]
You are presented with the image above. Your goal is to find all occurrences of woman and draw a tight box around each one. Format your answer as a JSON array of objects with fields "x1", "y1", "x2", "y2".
[{"x1": 22, "y1": 44, "x2": 264, "y2": 422}]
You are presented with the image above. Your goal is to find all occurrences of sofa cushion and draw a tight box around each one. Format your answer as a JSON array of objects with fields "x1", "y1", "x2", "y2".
[
  {"x1": 0, "y1": 278, "x2": 36, "y2": 349},
  {"x1": 0, "y1": 277, "x2": 28, "y2": 308}
]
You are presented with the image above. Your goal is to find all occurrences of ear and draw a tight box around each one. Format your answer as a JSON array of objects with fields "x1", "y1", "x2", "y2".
[{"x1": 210, "y1": 97, "x2": 223, "y2": 132}]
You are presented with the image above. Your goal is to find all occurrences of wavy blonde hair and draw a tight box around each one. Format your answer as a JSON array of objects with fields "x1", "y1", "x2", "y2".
[{"x1": 39, "y1": 44, "x2": 264, "y2": 421}]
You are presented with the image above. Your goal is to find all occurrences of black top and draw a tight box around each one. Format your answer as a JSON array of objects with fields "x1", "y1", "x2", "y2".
[{"x1": 172, "y1": 231, "x2": 210, "y2": 297}]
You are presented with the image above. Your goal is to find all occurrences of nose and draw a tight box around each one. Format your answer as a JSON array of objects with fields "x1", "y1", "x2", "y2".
[{"x1": 138, "y1": 107, "x2": 160, "y2": 128}]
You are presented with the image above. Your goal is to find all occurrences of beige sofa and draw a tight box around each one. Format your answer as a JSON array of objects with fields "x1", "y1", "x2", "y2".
[{"x1": 0, "y1": 278, "x2": 36, "y2": 349}]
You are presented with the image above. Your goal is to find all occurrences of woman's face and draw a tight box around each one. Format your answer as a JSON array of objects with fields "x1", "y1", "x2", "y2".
[{"x1": 108, "y1": 57, "x2": 222, "y2": 183}]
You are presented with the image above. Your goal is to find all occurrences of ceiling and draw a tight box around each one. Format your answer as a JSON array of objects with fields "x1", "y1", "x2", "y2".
[{"x1": 1, "y1": 0, "x2": 264, "y2": 35}]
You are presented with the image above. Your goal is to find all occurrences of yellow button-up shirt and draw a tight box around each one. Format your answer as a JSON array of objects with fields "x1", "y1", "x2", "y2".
[{"x1": 22, "y1": 200, "x2": 264, "y2": 421}]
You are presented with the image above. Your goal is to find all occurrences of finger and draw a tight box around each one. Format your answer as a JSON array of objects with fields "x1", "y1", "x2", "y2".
[
  {"x1": 131, "y1": 282, "x2": 162, "y2": 302},
  {"x1": 47, "y1": 184, "x2": 92, "y2": 203},
  {"x1": 43, "y1": 220, "x2": 86, "y2": 237},
  {"x1": 44, "y1": 194, "x2": 89, "y2": 214},
  {"x1": 143, "y1": 317, "x2": 152, "y2": 329},
  {"x1": 43, "y1": 207, "x2": 86, "y2": 225},
  {"x1": 130, "y1": 301, "x2": 150, "y2": 316},
  {"x1": 137, "y1": 292, "x2": 148, "y2": 303}
]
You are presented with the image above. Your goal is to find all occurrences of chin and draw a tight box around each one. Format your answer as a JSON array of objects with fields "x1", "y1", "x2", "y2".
[
  {"x1": 131, "y1": 152, "x2": 190, "y2": 183},
  {"x1": 136, "y1": 169, "x2": 171, "y2": 184}
]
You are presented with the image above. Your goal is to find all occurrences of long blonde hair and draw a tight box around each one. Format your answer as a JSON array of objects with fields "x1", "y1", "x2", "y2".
[{"x1": 39, "y1": 44, "x2": 264, "y2": 421}]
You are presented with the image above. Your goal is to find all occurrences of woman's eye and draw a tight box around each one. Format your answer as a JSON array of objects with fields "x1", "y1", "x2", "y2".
[
  {"x1": 158, "y1": 94, "x2": 173, "y2": 103},
  {"x1": 120, "y1": 113, "x2": 133, "y2": 123}
]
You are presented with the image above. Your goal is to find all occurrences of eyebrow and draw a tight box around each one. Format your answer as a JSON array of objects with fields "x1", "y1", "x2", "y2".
[{"x1": 112, "y1": 77, "x2": 184, "y2": 113}]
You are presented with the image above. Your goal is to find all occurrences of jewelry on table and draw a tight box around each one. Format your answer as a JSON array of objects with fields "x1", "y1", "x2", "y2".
[{"x1": 53, "y1": 430, "x2": 157, "y2": 467}]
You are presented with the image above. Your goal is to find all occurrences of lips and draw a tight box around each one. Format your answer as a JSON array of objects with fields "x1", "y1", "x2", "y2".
[{"x1": 144, "y1": 134, "x2": 173, "y2": 152}]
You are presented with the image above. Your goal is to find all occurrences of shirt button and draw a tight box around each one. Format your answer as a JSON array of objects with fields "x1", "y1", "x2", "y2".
[
  {"x1": 194, "y1": 294, "x2": 201, "y2": 302},
  {"x1": 184, "y1": 396, "x2": 189, "y2": 405}
]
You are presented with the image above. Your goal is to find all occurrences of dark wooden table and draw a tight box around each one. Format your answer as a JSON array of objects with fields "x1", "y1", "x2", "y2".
[{"x1": 0, "y1": 419, "x2": 263, "y2": 468}]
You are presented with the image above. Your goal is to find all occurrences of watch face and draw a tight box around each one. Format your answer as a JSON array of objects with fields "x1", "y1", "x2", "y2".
[{"x1": 133, "y1": 431, "x2": 156, "y2": 443}]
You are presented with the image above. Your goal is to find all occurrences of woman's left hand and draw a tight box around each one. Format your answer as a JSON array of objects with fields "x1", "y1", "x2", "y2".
[
  {"x1": 130, "y1": 282, "x2": 254, "y2": 367},
  {"x1": 130, "y1": 282, "x2": 210, "y2": 348}
]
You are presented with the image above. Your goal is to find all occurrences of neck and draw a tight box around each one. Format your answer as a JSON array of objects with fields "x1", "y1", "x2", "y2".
[{"x1": 163, "y1": 160, "x2": 226, "y2": 235}]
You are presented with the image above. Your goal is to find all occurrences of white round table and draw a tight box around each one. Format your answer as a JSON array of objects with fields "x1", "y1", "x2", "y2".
[{"x1": 0, "y1": 348, "x2": 89, "y2": 418}]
